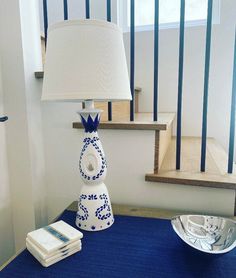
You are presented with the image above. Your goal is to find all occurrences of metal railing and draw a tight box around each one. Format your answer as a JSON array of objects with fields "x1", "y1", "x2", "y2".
[
  {"x1": 41, "y1": 0, "x2": 236, "y2": 174},
  {"x1": 228, "y1": 29, "x2": 236, "y2": 174},
  {"x1": 176, "y1": 0, "x2": 185, "y2": 170}
]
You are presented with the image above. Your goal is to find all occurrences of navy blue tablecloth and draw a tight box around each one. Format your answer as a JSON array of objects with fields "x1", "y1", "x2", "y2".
[{"x1": 1, "y1": 210, "x2": 236, "y2": 278}]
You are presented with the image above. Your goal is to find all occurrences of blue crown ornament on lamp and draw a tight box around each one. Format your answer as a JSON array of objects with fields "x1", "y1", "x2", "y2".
[
  {"x1": 81, "y1": 114, "x2": 99, "y2": 133},
  {"x1": 42, "y1": 20, "x2": 131, "y2": 231}
]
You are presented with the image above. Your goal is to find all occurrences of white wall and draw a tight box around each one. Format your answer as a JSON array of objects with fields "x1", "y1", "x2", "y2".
[
  {"x1": 19, "y1": 0, "x2": 48, "y2": 229},
  {"x1": 0, "y1": 0, "x2": 35, "y2": 253},
  {"x1": 39, "y1": 0, "x2": 236, "y2": 221},
  {"x1": 0, "y1": 57, "x2": 15, "y2": 267},
  {"x1": 0, "y1": 0, "x2": 48, "y2": 258}
]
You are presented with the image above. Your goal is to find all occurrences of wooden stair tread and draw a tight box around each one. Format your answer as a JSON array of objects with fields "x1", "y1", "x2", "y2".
[
  {"x1": 145, "y1": 137, "x2": 236, "y2": 189},
  {"x1": 73, "y1": 113, "x2": 175, "y2": 131}
]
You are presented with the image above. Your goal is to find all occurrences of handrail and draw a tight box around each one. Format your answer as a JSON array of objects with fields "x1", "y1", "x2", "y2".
[
  {"x1": 153, "y1": 0, "x2": 159, "y2": 122},
  {"x1": 176, "y1": 0, "x2": 185, "y2": 170},
  {"x1": 129, "y1": 0, "x2": 135, "y2": 122},
  {"x1": 200, "y1": 0, "x2": 213, "y2": 172},
  {"x1": 42, "y1": 0, "x2": 48, "y2": 47},
  {"x1": 107, "y1": 0, "x2": 112, "y2": 121},
  {"x1": 228, "y1": 28, "x2": 236, "y2": 174},
  {"x1": 63, "y1": 0, "x2": 68, "y2": 21},
  {"x1": 85, "y1": 0, "x2": 90, "y2": 19}
]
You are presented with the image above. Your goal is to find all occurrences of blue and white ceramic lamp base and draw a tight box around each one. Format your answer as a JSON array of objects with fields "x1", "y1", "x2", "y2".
[{"x1": 76, "y1": 100, "x2": 114, "y2": 231}]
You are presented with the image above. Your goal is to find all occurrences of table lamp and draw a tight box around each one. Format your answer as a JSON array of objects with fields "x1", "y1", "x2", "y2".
[{"x1": 42, "y1": 20, "x2": 131, "y2": 231}]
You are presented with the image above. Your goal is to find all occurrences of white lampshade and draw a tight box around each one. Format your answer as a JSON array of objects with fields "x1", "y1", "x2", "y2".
[{"x1": 42, "y1": 20, "x2": 131, "y2": 101}]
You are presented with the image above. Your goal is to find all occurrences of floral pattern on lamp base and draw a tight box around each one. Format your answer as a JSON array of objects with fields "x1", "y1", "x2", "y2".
[{"x1": 76, "y1": 108, "x2": 114, "y2": 231}]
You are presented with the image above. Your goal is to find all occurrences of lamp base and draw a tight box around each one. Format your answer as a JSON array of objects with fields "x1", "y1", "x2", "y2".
[
  {"x1": 76, "y1": 183, "x2": 114, "y2": 231},
  {"x1": 75, "y1": 100, "x2": 114, "y2": 231}
]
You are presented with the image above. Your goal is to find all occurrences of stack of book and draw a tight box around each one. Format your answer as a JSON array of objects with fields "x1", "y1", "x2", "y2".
[{"x1": 26, "y1": 220, "x2": 83, "y2": 267}]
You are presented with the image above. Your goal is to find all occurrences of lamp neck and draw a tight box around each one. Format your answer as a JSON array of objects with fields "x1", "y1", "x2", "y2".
[
  {"x1": 78, "y1": 100, "x2": 102, "y2": 133},
  {"x1": 84, "y1": 100, "x2": 94, "y2": 110}
]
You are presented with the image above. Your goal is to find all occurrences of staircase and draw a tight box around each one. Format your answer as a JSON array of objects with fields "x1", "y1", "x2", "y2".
[
  {"x1": 38, "y1": 36, "x2": 236, "y2": 216},
  {"x1": 146, "y1": 137, "x2": 236, "y2": 188},
  {"x1": 74, "y1": 111, "x2": 236, "y2": 207}
]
